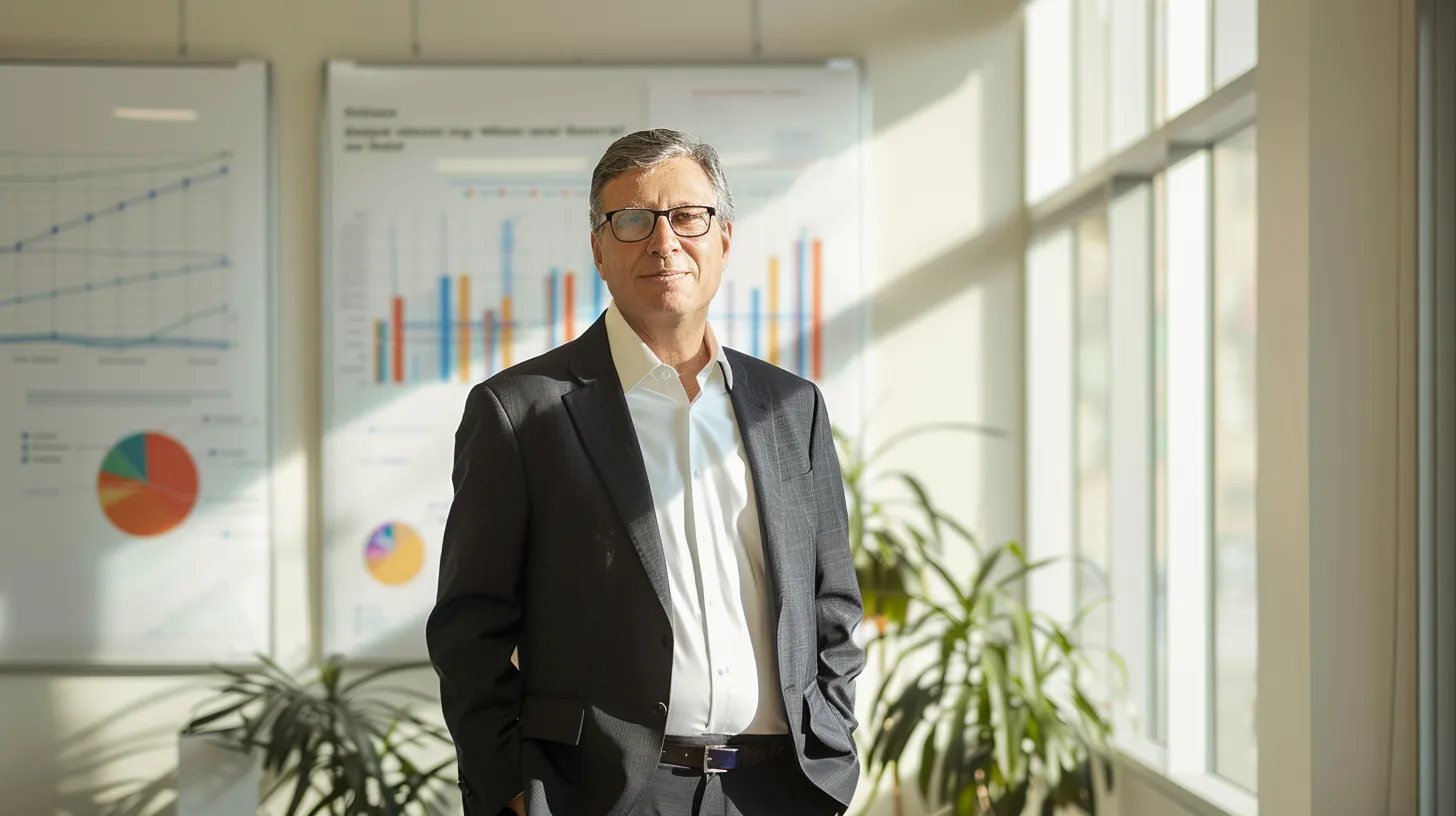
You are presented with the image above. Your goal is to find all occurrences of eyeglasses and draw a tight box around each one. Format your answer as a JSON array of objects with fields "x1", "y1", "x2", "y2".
[{"x1": 596, "y1": 206, "x2": 717, "y2": 243}]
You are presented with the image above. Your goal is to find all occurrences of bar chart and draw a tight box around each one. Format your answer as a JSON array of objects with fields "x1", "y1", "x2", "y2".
[
  {"x1": 347, "y1": 177, "x2": 833, "y2": 387},
  {"x1": 322, "y1": 62, "x2": 868, "y2": 661}
]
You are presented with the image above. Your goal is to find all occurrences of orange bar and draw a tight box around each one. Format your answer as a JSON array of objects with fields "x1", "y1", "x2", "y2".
[
  {"x1": 391, "y1": 296, "x2": 404, "y2": 383},
  {"x1": 564, "y1": 272, "x2": 576, "y2": 341},
  {"x1": 812, "y1": 239, "x2": 823, "y2": 380},
  {"x1": 458, "y1": 276, "x2": 471, "y2": 382},
  {"x1": 501, "y1": 296, "x2": 514, "y2": 367},
  {"x1": 768, "y1": 257, "x2": 780, "y2": 366}
]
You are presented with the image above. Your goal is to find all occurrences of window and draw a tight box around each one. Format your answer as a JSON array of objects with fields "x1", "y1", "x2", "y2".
[
  {"x1": 1023, "y1": 0, "x2": 1259, "y2": 809},
  {"x1": 1211, "y1": 126, "x2": 1258, "y2": 792},
  {"x1": 1025, "y1": 0, "x2": 1074, "y2": 203}
]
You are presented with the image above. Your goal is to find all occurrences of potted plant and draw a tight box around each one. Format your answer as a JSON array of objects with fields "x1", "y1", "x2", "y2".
[
  {"x1": 182, "y1": 654, "x2": 456, "y2": 815},
  {"x1": 837, "y1": 424, "x2": 1117, "y2": 815}
]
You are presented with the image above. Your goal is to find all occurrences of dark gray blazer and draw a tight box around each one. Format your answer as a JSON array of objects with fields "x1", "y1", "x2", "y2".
[{"x1": 426, "y1": 312, "x2": 866, "y2": 816}]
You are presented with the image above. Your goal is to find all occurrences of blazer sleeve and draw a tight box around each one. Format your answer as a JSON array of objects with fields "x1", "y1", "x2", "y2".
[
  {"x1": 808, "y1": 383, "x2": 867, "y2": 732},
  {"x1": 426, "y1": 382, "x2": 529, "y2": 815}
]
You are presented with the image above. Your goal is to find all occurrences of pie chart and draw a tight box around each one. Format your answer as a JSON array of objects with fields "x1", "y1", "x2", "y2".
[
  {"x1": 97, "y1": 431, "x2": 200, "y2": 537},
  {"x1": 365, "y1": 522, "x2": 425, "y2": 586}
]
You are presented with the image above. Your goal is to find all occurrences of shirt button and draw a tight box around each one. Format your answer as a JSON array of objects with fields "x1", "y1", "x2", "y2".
[
  {"x1": 717, "y1": 668, "x2": 725, "y2": 677},
  {"x1": 660, "y1": 370, "x2": 672, "y2": 380},
  {"x1": 708, "y1": 599, "x2": 717, "y2": 608},
  {"x1": 692, "y1": 469, "x2": 701, "y2": 479}
]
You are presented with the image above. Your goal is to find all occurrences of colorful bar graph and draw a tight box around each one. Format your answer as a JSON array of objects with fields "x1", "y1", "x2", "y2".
[
  {"x1": 767, "y1": 257, "x2": 780, "y2": 367},
  {"x1": 439, "y1": 276, "x2": 451, "y2": 381},
  {"x1": 501, "y1": 296, "x2": 514, "y2": 367},
  {"x1": 501, "y1": 221, "x2": 514, "y2": 298},
  {"x1": 458, "y1": 276, "x2": 471, "y2": 383},
  {"x1": 565, "y1": 272, "x2": 576, "y2": 341},
  {"x1": 725, "y1": 282, "x2": 734, "y2": 348},
  {"x1": 391, "y1": 296, "x2": 404, "y2": 383}
]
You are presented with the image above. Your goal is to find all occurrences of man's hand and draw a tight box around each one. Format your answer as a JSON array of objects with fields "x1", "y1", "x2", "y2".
[{"x1": 507, "y1": 793, "x2": 525, "y2": 815}]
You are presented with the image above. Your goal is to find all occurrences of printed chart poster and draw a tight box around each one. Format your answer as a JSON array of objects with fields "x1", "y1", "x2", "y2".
[
  {"x1": 323, "y1": 62, "x2": 869, "y2": 660},
  {"x1": 0, "y1": 63, "x2": 273, "y2": 665}
]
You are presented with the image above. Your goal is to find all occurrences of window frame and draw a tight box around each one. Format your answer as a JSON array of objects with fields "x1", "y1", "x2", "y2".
[{"x1": 1021, "y1": 0, "x2": 1261, "y2": 809}]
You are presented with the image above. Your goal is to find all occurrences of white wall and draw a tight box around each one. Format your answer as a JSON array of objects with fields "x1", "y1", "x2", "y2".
[{"x1": 0, "y1": 1, "x2": 1028, "y2": 813}]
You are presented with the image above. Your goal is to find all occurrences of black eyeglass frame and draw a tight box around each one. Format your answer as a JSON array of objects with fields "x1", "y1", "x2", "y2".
[{"x1": 595, "y1": 205, "x2": 718, "y2": 242}]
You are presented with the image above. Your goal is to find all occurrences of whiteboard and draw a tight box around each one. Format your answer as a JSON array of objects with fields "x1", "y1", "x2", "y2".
[
  {"x1": 0, "y1": 62, "x2": 274, "y2": 666},
  {"x1": 322, "y1": 60, "x2": 871, "y2": 661}
]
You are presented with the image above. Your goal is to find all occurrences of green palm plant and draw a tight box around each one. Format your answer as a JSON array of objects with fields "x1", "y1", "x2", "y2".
[
  {"x1": 182, "y1": 654, "x2": 455, "y2": 816},
  {"x1": 836, "y1": 422, "x2": 1006, "y2": 639},
  {"x1": 863, "y1": 530, "x2": 1119, "y2": 815},
  {"x1": 835, "y1": 421, "x2": 1006, "y2": 816}
]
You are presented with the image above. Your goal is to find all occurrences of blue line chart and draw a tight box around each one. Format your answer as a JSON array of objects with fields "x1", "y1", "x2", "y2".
[{"x1": 0, "y1": 155, "x2": 234, "y2": 350}]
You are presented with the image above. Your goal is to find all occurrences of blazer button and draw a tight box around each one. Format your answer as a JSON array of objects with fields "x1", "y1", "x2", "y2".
[{"x1": 660, "y1": 634, "x2": 670, "y2": 649}]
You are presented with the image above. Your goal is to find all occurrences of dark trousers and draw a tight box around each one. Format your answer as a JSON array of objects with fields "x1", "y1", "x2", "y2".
[{"x1": 633, "y1": 735, "x2": 844, "y2": 816}]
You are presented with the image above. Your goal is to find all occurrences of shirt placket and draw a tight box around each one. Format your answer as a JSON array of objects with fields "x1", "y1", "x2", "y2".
[{"x1": 687, "y1": 394, "x2": 727, "y2": 734}]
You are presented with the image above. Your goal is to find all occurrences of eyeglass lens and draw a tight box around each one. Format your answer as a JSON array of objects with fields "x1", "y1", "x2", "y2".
[{"x1": 610, "y1": 207, "x2": 712, "y2": 241}]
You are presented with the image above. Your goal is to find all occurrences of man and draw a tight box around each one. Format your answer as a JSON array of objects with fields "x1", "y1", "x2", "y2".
[{"x1": 426, "y1": 128, "x2": 865, "y2": 816}]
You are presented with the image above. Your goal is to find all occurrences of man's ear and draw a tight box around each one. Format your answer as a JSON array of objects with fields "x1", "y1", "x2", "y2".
[
  {"x1": 719, "y1": 220, "x2": 732, "y2": 265},
  {"x1": 590, "y1": 231, "x2": 605, "y2": 279}
]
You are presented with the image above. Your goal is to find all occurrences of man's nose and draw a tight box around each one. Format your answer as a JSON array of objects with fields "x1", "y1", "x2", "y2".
[{"x1": 646, "y1": 214, "x2": 681, "y2": 256}]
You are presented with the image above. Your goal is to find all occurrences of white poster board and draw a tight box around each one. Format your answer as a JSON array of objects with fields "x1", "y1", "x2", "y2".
[
  {"x1": 0, "y1": 61, "x2": 274, "y2": 666},
  {"x1": 322, "y1": 60, "x2": 870, "y2": 660}
]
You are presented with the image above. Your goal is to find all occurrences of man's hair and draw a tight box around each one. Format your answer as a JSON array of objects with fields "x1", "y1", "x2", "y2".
[{"x1": 588, "y1": 129, "x2": 736, "y2": 230}]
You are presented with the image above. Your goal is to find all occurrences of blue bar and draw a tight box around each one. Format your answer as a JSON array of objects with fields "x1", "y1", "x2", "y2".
[
  {"x1": 796, "y1": 231, "x2": 807, "y2": 376},
  {"x1": 726, "y1": 282, "x2": 734, "y2": 348},
  {"x1": 501, "y1": 221, "x2": 514, "y2": 297},
  {"x1": 751, "y1": 288, "x2": 761, "y2": 358},
  {"x1": 548, "y1": 268, "x2": 559, "y2": 347},
  {"x1": 377, "y1": 321, "x2": 386, "y2": 383},
  {"x1": 440, "y1": 276, "x2": 451, "y2": 381}
]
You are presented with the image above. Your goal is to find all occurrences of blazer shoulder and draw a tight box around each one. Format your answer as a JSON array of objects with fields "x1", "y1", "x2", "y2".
[
  {"x1": 476, "y1": 343, "x2": 576, "y2": 407},
  {"x1": 724, "y1": 347, "x2": 818, "y2": 397}
]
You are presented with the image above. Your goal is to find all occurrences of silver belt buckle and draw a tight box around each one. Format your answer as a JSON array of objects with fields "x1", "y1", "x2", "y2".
[{"x1": 703, "y1": 745, "x2": 736, "y2": 774}]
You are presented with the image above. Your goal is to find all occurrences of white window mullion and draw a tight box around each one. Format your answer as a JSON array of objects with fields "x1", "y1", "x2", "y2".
[{"x1": 1165, "y1": 150, "x2": 1213, "y2": 777}]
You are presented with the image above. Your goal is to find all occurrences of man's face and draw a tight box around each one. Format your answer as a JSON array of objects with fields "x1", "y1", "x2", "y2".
[{"x1": 590, "y1": 157, "x2": 732, "y2": 324}]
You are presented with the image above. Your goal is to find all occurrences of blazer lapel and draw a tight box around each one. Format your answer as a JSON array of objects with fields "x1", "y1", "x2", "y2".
[
  {"x1": 726, "y1": 355, "x2": 794, "y2": 641},
  {"x1": 562, "y1": 318, "x2": 672, "y2": 621}
]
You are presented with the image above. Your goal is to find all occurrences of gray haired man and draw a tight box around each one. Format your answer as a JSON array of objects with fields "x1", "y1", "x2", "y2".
[{"x1": 427, "y1": 128, "x2": 865, "y2": 816}]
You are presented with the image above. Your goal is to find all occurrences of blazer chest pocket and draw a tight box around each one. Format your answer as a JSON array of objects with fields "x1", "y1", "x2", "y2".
[{"x1": 520, "y1": 695, "x2": 586, "y2": 745}]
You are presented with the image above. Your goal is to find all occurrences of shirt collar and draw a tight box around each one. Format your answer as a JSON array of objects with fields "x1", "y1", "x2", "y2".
[{"x1": 604, "y1": 301, "x2": 733, "y2": 393}]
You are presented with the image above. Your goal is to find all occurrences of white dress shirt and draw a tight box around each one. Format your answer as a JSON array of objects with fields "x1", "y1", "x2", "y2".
[{"x1": 604, "y1": 302, "x2": 788, "y2": 737}]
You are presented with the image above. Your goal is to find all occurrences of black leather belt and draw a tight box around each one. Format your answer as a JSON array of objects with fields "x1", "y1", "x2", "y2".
[{"x1": 659, "y1": 737, "x2": 789, "y2": 774}]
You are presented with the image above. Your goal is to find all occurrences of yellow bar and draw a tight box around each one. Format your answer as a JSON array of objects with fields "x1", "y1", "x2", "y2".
[
  {"x1": 501, "y1": 296, "x2": 514, "y2": 368},
  {"x1": 768, "y1": 256, "x2": 780, "y2": 366},
  {"x1": 458, "y1": 276, "x2": 471, "y2": 382}
]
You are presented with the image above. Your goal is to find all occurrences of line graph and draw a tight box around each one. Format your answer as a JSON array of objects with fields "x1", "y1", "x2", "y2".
[{"x1": 0, "y1": 152, "x2": 235, "y2": 350}]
